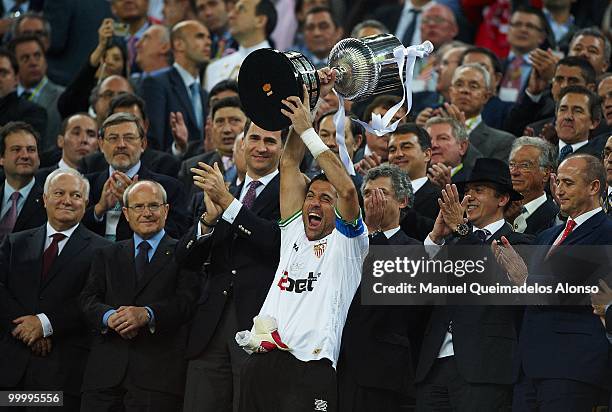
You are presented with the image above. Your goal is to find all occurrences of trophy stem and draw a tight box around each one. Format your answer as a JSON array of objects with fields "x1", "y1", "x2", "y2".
[{"x1": 331, "y1": 66, "x2": 346, "y2": 82}]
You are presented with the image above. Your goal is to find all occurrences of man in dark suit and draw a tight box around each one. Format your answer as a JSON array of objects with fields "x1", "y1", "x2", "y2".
[
  {"x1": 81, "y1": 112, "x2": 189, "y2": 241},
  {"x1": 555, "y1": 85, "x2": 607, "y2": 163},
  {"x1": 417, "y1": 158, "x2": 533, "y2": 411},
  {"x1": 0, "y1": 49, "x2": 47, "y2": 138},
  {"x1": 388, "y1": 123, "x2": 440, "y2": 220},
  {"x1": 497, "y1": 154, "x2": 612, "y2": 411},
  {"x1": 0, "y1": 168, "x2": 110, "y2": 411},
  {"x1": 507, "y1": 136, "x2": 559, "y2": 236},
  {"x1": 177, "y1": 120, "x2": 283, "y2": 411},
  {"x1": 339, "y1": 164, "x2": 428, "y2": 412},
  {"x1": 0, "y1": 121, "x2": 46, "y2": 240},
  {"x1": 80, "y1": 180, "x2": 199, "y2": 411},
  {"x1": 449, "y1": 64, "x2": 515, "y2": 162},
  {"x1": 178, "y1": 96, "x2": 246, "y2": 193},
  {"x1": 141, "y1": 20, "x2": 211, "y2": 151}
]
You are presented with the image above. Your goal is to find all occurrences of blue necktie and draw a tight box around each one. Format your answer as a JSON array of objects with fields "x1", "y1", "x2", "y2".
[
  {"x1": 559, "y1": 144, "x2": 573, "y2": 163},
  {"x1": 190, "y1": 82, "x2": 204, "y2": 131}
]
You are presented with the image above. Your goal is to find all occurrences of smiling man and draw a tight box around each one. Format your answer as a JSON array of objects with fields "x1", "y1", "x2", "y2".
[{"x1": 0, "y1": 168, "x2": 109, "y2": 411}]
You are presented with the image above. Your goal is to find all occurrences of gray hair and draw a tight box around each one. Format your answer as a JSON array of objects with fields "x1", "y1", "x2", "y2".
[
  {"x1": 123, "y1": 180, "x2": 168, "y2": 207},
  {"x1": 509, "y1": 136, "x2": 556, "y2": 170},
  {"x1": 452, "y1": 63, "x2": 491, "y2": 90},
  {"x1": 350, "y1": 19, "x2": 389, "y2": 38},
  {"x1": 43, "y1": 168, "x2": 90, "y2": 199},
  {"x1": 361, "y1": 164, "x2": 415, "y2": 209},
  {"x1": 425, "y1": 116, "x2": 469, "y2": 143},
  {"x1": 100, "y1": 112, "x2": 146, "y2": 140}
]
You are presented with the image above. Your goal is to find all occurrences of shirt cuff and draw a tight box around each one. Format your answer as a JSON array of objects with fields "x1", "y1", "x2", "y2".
[
  {"x1": 607, "y1": 332, "x2": 612, "y2": 344},
  {"x1": 171, "y1": 142, "x2": 185, "y2": 157},
  {"x1": 102, "y1": 309, "x2": 116, "y2": 334},
  {"x1": 93, "y1": 209, "x2": 104, "y2": 223},
  {"x1": 144, "y1": 306, "x2": 155, "y2": 333},
  {"x1": 196, "y1": 222, "x2": 215, "y2": 239},
  {"x1": 525, "y1": 89, "x2": 542, "y2": 103},
  {"x1": 424, "y1": 234, "x2": 444, "y2": 258},
  {"x1": 222, "y1": 198, "x2": 243, "y2": 224},
  {"x1": 36, "y1": 313, "x2": 53, "y2": 337}
]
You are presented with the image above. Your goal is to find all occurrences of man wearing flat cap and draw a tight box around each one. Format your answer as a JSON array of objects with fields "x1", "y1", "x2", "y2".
[{"x1": 416, "y1": 158, "x2": 533, "y2": 411}]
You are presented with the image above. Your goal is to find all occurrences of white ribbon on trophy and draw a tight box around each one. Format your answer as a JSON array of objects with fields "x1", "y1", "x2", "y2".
[{"x1": 333, "y1": 40, "x2": 434, "y2": 175}]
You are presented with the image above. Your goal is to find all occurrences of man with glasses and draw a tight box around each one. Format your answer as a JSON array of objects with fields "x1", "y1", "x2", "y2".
[
  {"x1": 500, "y1": 6, "x2": 548, "y2": 103},
  {"x1": 82, "y1": 112, "x2": 189, "y2": 241},
  {"x1": 507, "y1": 136, "x2": 558, "y2": 235},
  {"x1": 80, "y1": 179, "x2": 199, "y2": 411}
]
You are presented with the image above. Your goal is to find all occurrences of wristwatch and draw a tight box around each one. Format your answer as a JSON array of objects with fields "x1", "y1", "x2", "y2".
[
  {"x1": 199, "y1": 212, "x2": 217, "y2": 227},
  {"x1": 453, "y1": 222, "x2": 470, "y2": 237}
]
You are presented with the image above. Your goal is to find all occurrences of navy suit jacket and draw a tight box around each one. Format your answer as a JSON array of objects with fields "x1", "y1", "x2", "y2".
[
  {"x1": 0, "y1": 179, "x2": 46, "y2": 235},
  {"x1": 518, "y1": 211, "x2": 612, "y2": 388},
  {"x1": 141, "y1": 67, "x2": 208, "y2": 151}
]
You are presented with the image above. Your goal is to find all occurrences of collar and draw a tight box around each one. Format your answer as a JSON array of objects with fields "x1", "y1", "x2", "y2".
[
  {"x1": 411, "y1": 176, "x2": 428, "y2": 192},
  {"x1": 473, "y1": 218, "x2": 505, "y2": 238},
  {"x1": 57, "y1": 158, "x2": 74, "y2": 170},
  {"x1": 543, "y1": 8, "x2": 575, "y2": 27},
  {"x1": 507, "y1": 51, "x2": 532, "y2": 65},
  {"x1": 3, "y1": 176, "x2": 35, "y2": 204},
  {"x1": 571, "y1": 207, "x2": 602, "y2": 228},
  {"x1": 451, "y1": 163, "x2": 464, "y2": 177},
  {"x1": 402, "y1": 0, "x2": 434, "y2": 13},
  {"x1": 465, "y1": 115, "x2": 482, "y2": 134},
  {"x1": 523, "y1": 192, "x2": 548, "y2": 216},
  {"x1": 129, "y1": 19, "x2": 150, "y2": 41},
  {"x1": 558, "y1": 139, "x2": 589, "y2": 153},
  {"x1": 46, "y1": 221, "x2": 79, "y2": 240},
  {"x1": 243, "y1": 169, "x2": 279, "y2": 189},
  {"x1": 17, "y1": 76, "x2": 48, "y2": 99},
  {"x1": 238, "y1": 40, "x2": 270, "y2": 57},
  {"x1": 173, "y1": 62, "x2": 200, "y2": 88},
  {"x1": 134, "y1": 228, "x2": 165, "y2": 248},
  {"x1": 383, "y1": 226, "x2": 401, "y2": 239},
  {"x1": 608, "y1": 186, "x2": 612, "y2": 196},
  {"x1": 109, "y1": 161, "x2": 141, "y2": 179}
]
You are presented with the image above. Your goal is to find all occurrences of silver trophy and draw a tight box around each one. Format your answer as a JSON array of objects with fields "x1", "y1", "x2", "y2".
[{"x1": 238, "y1": 34, "x2": 432, "y2": 131}]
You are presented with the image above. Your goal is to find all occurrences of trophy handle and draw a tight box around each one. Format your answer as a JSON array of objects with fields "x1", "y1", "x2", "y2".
[{"x1": 331, "y1": 66, "x2": 347, "y2": 82}]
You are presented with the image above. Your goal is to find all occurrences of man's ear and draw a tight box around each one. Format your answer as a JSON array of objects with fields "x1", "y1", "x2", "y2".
[
  {"x1": 57, "y1": 134, "x2": 64, "y2": 149},
  {"x1": 458, "y1": 140, "x2": 469, "y2": 157}
]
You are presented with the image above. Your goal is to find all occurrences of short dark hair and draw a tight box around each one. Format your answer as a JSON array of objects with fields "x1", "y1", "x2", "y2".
[
  {"x1": 109, "y1": 92, "x2": 148, "y2": 123},
  {"x1": 7, "y1": 34, "x2": 45, "y2": 58},
  {"x1": 316, "y1": 110, "x2": 363, "y2": 143},
  {"x1": 556, "y1": 56, "x2": 597, "y2": 86},
  {"x1": 242, "y1": 119, "x2": 288, "y2": 144},
  {"x1": 460, "y1": 46, "x2": 502, "y2": 75},
  {"x1": 511, "y1": 6, "x2": 551, "y2": 47},
  {"x1": 256, "y1": 0, "x2": 278, "y2": 37},
  {"x1": 209, "y1": 79, "x2": 239, "y2": 104},
  {"x1": 556, "y1": 85, "x2": 602, "y2": 124},
  {"x1": 305, "y1": 6, "x2": 340, "y2": 28},
  {"x1": 570, "y1": 27, "x2": 612, "y2": 64},
  {"x1": 12, "y1": 11, "x2": 51, "y2": 40},
  {"x1": 392, "y1": 123, "x2": 431, "y2": 151},
  {"x1": 0, "y1": 47, "x2": 18, "y2": 73},
  {"x1": 99, "y1": 112, "x2": 146, "y2": 140},
  {"x1": 59, "y1": 112, "x2": 96, "y2": 136},
  {"x1": 211, "y1": 96, "x2": 243, "y2": 119},
  {"x1": 306, "y1": 173, "x2": 330, "y2": 193},
  {"x1": 0, "y1": 121, "x2": 39, "y2": 155}
]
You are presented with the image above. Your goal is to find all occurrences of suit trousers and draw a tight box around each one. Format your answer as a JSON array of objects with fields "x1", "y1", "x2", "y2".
[
  {"x1": 183, "y1": 298, "x2": 249, "y2": 412},
  {"x1": 512, "y1": 375, "x2": 602, "y2": 412},
  {"x1": 416, "y1": 357, "x2": 511, "y2": 412},
  {"x1": 0, "y1": 369, "x2": 80, "y2": 412}
]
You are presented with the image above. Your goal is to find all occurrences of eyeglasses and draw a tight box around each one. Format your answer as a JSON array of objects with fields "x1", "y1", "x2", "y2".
[
  {"x1": 508, "y1": 161, "x2": 537, "y2": 171},
  {"x1": 422, "y1": 16, "x2": 450, "y2": 25},
  {"x1": 127, "y1": 203, "x2": 166, "y2": 213},
  {"x1": 103, "y1": 135, "x2": 142, "y2": 144},
  {"x1": 509, "y1": 21, "x2": 543, "y2": 32}
]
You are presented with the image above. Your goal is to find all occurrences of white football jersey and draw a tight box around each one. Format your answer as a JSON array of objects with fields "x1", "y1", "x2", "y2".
[{"x1": 255, "y1": 210, "x2": 369, "y2": 368}]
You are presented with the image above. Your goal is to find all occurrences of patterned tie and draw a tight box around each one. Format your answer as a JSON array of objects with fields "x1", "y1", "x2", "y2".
[
  {"x1": 242, "y1": 181, "x2": 262, "y2": 210},
  {"x1": 0, "y1": 192, "x2": 21, "y2": 238},
  {"x1": 190, "y1": 82, "x2": 204, "y2": 131},
  {"x1": 558, "y1": 144, "x2": 573, "y2": 163},
  {"x1": 474, "y1": 229, "x2": 491, "y2": 243},
  {"x1": 135, "y1": 241, "x2": 151, "y2": 282},
  {"x1": 555, "y1": 219, "x2": 576, "y2": 246},
  {"x1": 42, "y1": 233, "x2": 67, "y2": 278},
  {"x1": 501, "y1": 55, "x2": 524, "y2": 93},
  {"x1": 401, "y1": 9, "x2": 421, "y2": 46}
]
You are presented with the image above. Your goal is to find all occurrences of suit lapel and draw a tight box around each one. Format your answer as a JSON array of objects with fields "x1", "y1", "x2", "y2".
[
  {"x1": 23, "y1": 226, "x2": 46, "y2": 290},
  {"x1": 250, "y1": 174, "x2": 279, "y2": 215},
  {"x1": 14, "y1": 182, "x2": 44, "y2": 231},
  {"x1": 40, "y1": 224, "x2": 91, "y2": 290},
  {"x1": 561, "y1": 212, "x2": 604, "y2": 246},
  {"x1": 134, "y1": 235, "x2": 175, "y2": 296},
  {"x1": 170, "y1": 68, "x2": 197, "y2": 128}
]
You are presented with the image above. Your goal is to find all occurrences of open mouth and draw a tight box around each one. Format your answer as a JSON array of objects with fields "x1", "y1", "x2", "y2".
[
  {"x1": 307, "y1": 212, "x2": 322, "y2": 229},
  {"x1": 466, "y1": 204, "x2": 478, "y2": 212}
]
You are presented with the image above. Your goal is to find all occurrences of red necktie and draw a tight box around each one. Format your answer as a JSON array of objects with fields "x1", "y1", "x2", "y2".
[
  {"x1": 42, "y1": 233, "x2": 67, "y2": 278},
  {"x1": 555, "y1": 219, "x2": 576, "y2": 246}
]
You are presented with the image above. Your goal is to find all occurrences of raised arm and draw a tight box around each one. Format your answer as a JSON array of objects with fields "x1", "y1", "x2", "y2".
[
  {"x1": 279, "y1": 126, "x2": 308, "y2": 220},
  {"x1": 281, "y1": 86, "x2": 360, "y2": 222}
]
